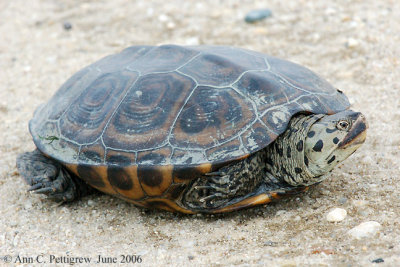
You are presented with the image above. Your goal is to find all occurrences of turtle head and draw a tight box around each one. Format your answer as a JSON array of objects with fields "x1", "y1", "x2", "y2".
[{"x1": 304, "y1": 110, "x2": 367, "y2": 179}]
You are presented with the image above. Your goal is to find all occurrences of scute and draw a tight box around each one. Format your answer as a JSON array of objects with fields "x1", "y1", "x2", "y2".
[
  {"x1": 170, "y1": 86, "x2": 256, "y2": 151},
  {"x1": 30, "y1": 45, "x2": 350, "y2": 170},
  {"x1": 103, "y1": 71, "x2": 196, "y2": 151},
  {"x1": 60, "y1": 70, "x2": 139, "y2": 144}
]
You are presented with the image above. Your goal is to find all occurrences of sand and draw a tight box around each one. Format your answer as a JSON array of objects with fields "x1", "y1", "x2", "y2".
[{"x1": 1, "y1": 0, "x2": 399, "y2": 266}]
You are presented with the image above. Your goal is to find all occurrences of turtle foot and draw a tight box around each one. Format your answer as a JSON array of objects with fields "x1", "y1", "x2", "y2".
[{"x1": 16, "y1": 149, "x2": 93, "y2": 202}]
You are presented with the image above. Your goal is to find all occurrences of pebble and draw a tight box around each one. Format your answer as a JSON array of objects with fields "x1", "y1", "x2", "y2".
[
  {"x1": 346, "y1": 38, "x2": 359, "y2": 48},
  {"x1": 326, "y1": 208, "x2": 347, "y2": 222},
  {"x1": 276, "y1": 210, "x2": 286, "y2": 216},
  {"x1": 338, "y1": 197, "x2": 348, "y2": 205},
  {"x1": 348, "y1": 221, "x2": 382, "y2": 239},
  {"x1": 63, "y1": 21, "x2": 72, "y2": 31},
  {"x1": 353, "y1": 199, "x2": 368, "y2": 207},
  {"x1": 166, "y1": 21, "x2": 176, "y2": 29},
  {"x1": 158, "y1": 14, "x2": 169, "y2": 22},
  {"x1": 264, "y1": 241, "x2": 278, "y2": 247},
  {"x1": 371, "y1": 258, "x2": 384, "y2": 263},
  {"x1": 245, "y1": 9, "x2": 272, "y2": 23}
]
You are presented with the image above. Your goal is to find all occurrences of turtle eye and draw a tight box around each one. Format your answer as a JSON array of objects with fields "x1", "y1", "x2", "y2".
[{"x1": 336, "y1": 120, "x2": 351, "y2": 131}]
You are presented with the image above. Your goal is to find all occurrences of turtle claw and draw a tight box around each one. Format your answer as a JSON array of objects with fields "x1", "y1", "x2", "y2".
[
  {"x1": 28, "y1": 183, "x2": 44, "y2": 191},
  {"x1": 194, "y1": 185, "x2": 214, "y2": 190},
  {"x1": 33, "y1": 187, "x2": 56, "y2": 194},
  {"x1": 199, "y1": 192, "x2": 224, "y2": 203}
]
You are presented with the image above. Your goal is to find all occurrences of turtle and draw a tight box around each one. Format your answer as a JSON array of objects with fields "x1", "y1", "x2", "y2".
[{"x1": 16, "y1": 45, "x2": 367, "y2": 213}]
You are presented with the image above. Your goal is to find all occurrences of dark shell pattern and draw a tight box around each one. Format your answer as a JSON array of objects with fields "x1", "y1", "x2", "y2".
[{"x1": 30, "y1": 45, "x2": 349, "y2": 212}]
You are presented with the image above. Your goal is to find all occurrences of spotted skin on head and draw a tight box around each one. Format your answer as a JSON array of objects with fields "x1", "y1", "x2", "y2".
[
  {"x1": 304, "y1": 110, "x2": 367, "y2": 179},
  {"x1": 263, "y1": 110, "x2": 367, "y2": 187}
]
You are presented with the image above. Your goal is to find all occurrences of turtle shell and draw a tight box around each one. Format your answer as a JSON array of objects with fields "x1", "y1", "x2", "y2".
[{"x1": 29, "y1": 45, "x2": 349, "y2": 212}]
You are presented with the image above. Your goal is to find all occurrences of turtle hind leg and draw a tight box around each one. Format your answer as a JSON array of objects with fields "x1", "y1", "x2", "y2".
[{"x1": 16, "y1": 149, "x2": 94, "y2": 202}]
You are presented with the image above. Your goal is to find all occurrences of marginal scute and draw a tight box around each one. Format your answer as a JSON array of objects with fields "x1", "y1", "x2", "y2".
[
  {"x1": 107, "y1": 165, "x2": 145, "y2": 200},
  {"x1": 106, "y1": 149, "x2": 135, "y2": 165},
  {"x1": 137, "y1": 147, "x2": 172, "y2": 165},
  {"x1": 171, "y1": 149, "x2": 208, "y2": 165},
  {"x1": 30, "y1": 120, "x2": 59, "y2": 153},
  {"x1": 261, "y1": 107, "x2": 292, "y2": 135},
  {"x1": 241, "y1": 121, "x2": 277, "y2": 152},
  {"x1": 315, "y1": 94, "x2": 349, "y2": 114},
  {"x1": 172, "y1": 163, "x2": 212, "y2": 183},
  {"x1": 79, "y1": 141, "x2": 105, "y2": 164},
  {"x1": 206, "y1": 138, "x2": 244, "y2": 161},
  {"x1": 108, "y1": 166, "x2": 134, "y2": 190},
  {"x1": 76, "y1": 164, "x2": 107, "y2": 189},
  {"x1": 138, "y1": 165, "x2": 173, "y2": 196}
]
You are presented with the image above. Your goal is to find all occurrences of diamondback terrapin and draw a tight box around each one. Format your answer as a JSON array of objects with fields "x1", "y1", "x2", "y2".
[{"x1": 17, "y1": 45, "x2": 367, "y2": 213}]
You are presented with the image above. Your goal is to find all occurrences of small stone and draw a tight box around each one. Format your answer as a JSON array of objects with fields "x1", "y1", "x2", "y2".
[
  {"x1": 326, "y1": 208, "x2": 347, "y2": 222},
  {"x1": 87, "y1": 199, "x2": 95, "y2": 206},
  {"x1": 245, "y1": 9, "x2": 272, "y2": 23},
  {"x1": 166, "y1": 21, "x2": 176, "y2": 29},
  {"x1": 353, "y1": 200, "x2": 368, "y2": 207},
  {"x1": 348, "y1": 221, "x2": 382, "y2": 239},
  {"x1": 264, "y1": 241, "x2": 278, "y2": 247},
  {"x1": 371, "y1": 258, "x2": 384, "y2": 263},
  {"x1": 188, "y1": 255, "x2": 194, "y2": 260},
  {"x1": 23, "y1": 65, "x2": 31, "y2": 72},
  {"x1": 338, "y1": 197, "x2": 348, "y2": 205},
  {"x1": 158, "y1": 14, "x2": 169, "y2": 22},
  {"x1": 324, "y1": 7, "x2": 337, "y2": 16},
  {"x1": 346, "y1": 38, "x2": 359, "y2": 48},
  {"x1": 24, "y1": 199, "x2": 33, "y2": 210},
  {"x1": 276, "y1": 210, "x2": 286, "y2": 216},
  {"x1": 63, "y1": 21, "x2": 72, "y2": 31}
]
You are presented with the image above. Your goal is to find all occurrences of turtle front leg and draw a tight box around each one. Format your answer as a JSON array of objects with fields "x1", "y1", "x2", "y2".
[
  {"x1": 16, "y1": 149, "x2": 93, "y2": 202},
  {"x1": 181, "y1": 152, "x2": 265, "y2": 211}
]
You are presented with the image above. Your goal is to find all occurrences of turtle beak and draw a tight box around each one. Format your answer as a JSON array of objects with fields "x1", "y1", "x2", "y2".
[{"x1": 338, "y1": 112, "x2": 368, "y2": 149}]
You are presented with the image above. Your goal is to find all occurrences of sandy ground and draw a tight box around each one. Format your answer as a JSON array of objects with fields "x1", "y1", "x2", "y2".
[{"x1": 1, "y1": 0, "x2": 399, "y2": 266}]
